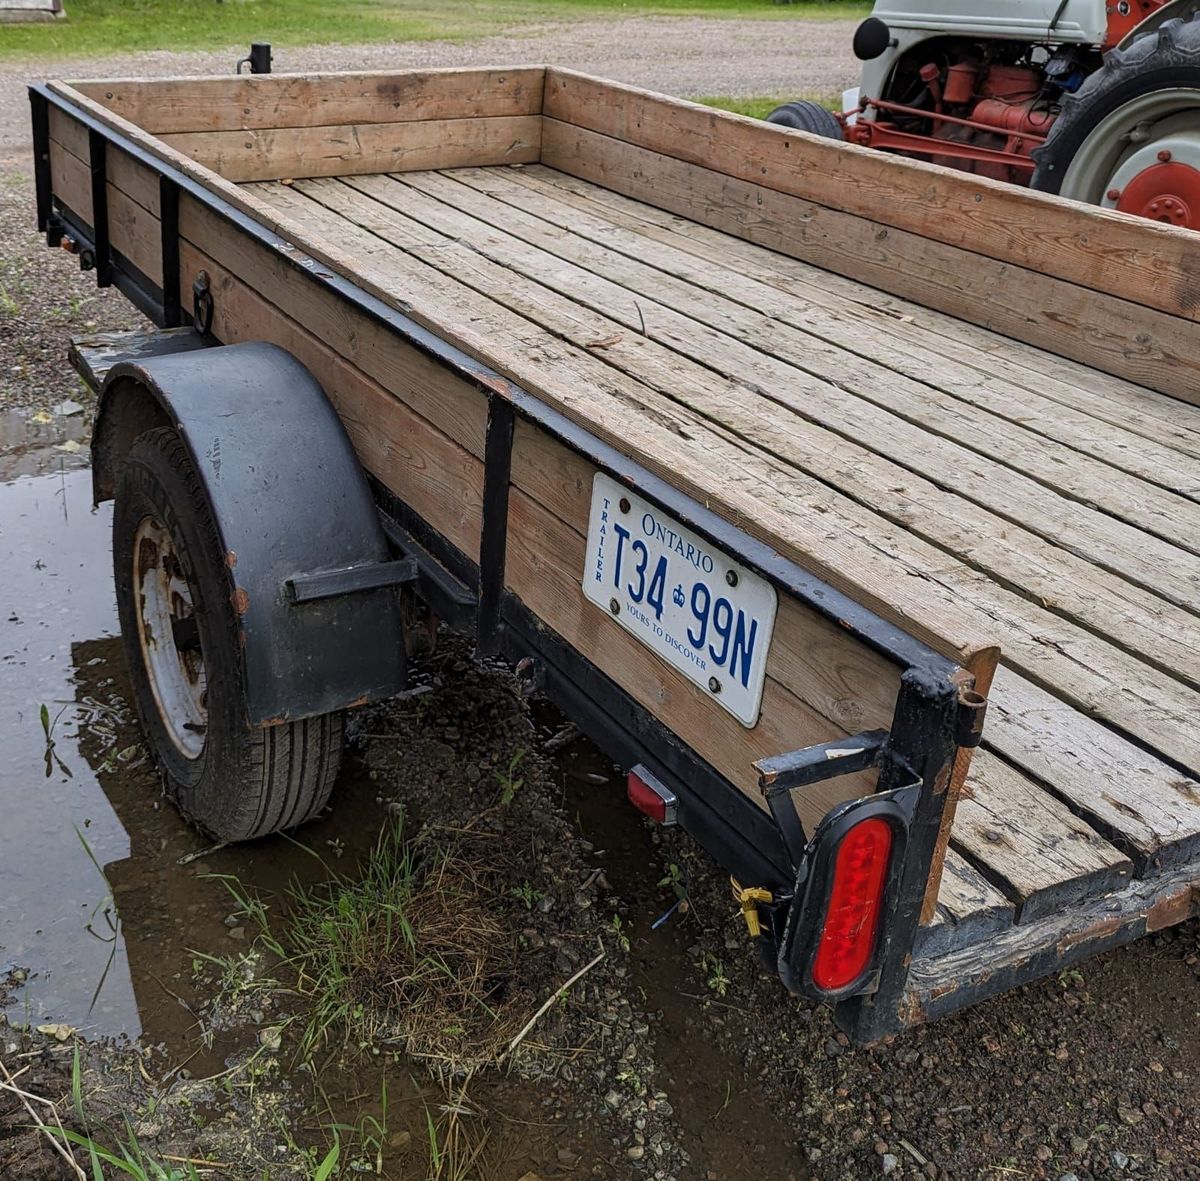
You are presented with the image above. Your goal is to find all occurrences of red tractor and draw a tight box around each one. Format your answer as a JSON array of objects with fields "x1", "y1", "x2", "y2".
[{"x1": 768, "y1": 0, "x2": 1200, "y2": 227}]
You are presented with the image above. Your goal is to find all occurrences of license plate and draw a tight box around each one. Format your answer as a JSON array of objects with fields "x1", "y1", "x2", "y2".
[{"x1": 582, "y1": 474, "x2": 778, "y2": 727}]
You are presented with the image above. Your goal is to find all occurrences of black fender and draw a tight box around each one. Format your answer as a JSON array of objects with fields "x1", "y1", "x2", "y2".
[{"x1": 92, "y1": 341, "x2": 406, "y2": 726}]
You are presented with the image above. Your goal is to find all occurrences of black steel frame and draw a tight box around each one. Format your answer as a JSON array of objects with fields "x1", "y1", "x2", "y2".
[{"x1": 31, "y1": 81, "x2": 980, "y2": 1042}]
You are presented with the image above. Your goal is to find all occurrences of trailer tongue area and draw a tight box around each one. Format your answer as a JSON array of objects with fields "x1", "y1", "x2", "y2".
[{"x1": 31, "y1": 64, "x2": 1200, "y2": 1040}]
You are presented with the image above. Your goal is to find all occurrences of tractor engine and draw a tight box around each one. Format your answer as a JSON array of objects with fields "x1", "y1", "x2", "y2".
[
  {"x1": 843, "y1": 37, "x2": 1097, "y2": 185},
  {"x1": 767, "y1": 1, "x2": 1200, "y2": 227}
]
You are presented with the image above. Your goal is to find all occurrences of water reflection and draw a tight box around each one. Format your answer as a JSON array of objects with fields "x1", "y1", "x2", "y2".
[{"x1": 0, "y1": 457, "x2": 143, "y2": 1036}]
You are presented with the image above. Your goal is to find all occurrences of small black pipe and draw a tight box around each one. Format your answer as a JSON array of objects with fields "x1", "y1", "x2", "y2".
[{"x1": 476, "y1": 396, "x2": 515, "y2": 656}]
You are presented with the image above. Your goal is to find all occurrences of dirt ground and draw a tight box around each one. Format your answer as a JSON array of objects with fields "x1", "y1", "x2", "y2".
[{"x1": 2, "y1": 17, "x2": 1199, "y2": 1181}]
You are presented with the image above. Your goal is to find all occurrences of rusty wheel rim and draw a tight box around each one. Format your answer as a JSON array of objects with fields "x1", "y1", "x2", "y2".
[{"x1": 133, "y1": 516, "x2": 207, "y2": 759}]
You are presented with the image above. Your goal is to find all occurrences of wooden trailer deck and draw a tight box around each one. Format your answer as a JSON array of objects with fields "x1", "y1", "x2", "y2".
[
  {"x1": 33, "y1": 67, "x2": 1200, "y2": 1021},
  {"x1": 241, "y1": 161, "x2": 1200, "y2": 955}
]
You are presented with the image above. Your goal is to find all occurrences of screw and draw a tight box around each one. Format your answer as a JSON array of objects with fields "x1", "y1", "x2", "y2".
[
  {"x1": 1106, "y1": 188, "x2": 1121, "y2": 201},
  {"x1": 726, "y1": 570, "x2": 739, "y2": 587},
  {"x1": 1158, "y1": 149, "x2": 1173, "y2": 162},
  {"x1": 708, "y1": 676, "x2": 721, "y2": 694},
  {"x1": 609, "y1": 598, "x2": 621, "y2": 616},
  {"x1": 619, "y1": 497, "x2": 631, "y2": 513}
]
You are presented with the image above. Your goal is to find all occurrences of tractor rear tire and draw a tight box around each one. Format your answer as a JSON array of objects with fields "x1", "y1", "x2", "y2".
[
  {"x1": 114, "y1": 427, "x2": 344, "y2": 842},
  {"x1": 1031, "y1": 15, "x2": 1200, "y2": 222},
  {"x1": 765, "y1": 100, "x2": 844, "y2": 140}
]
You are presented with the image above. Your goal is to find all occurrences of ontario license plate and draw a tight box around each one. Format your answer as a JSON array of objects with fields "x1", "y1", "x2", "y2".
[{"x1": 582, "y1": 474, "x2": 777, "y2": 727}]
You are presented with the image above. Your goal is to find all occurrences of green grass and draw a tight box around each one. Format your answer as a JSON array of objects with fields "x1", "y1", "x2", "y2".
[
  {"x1": 215, "y1": 820, "x2": 522, "y2": 1072},
  {"x1": 1, "y1": 0, "x2": 868, "y2": 60},
  {"x1": 698, "y1": 93, "x2": 840, "y2": 118}
]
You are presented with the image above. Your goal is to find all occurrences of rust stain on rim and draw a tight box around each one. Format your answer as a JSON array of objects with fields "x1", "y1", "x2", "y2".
[{"x1": 231, "y1": 587, "x2": 250, "y2": 615}]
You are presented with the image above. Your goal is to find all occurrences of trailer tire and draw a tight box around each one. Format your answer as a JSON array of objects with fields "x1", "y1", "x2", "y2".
[
  {"x1": 113, "y1": 427, "x2": 344, "y2": 842},
  {"x1": 765, "y1": 100, "x2": 844, "y2": 140},
  {"x1": 1031, "y1": 15, "x2": 1200, "y2": 224}
]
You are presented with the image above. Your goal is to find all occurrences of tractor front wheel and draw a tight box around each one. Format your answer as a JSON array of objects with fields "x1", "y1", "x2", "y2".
[
  {"x1": 1032, "y1": 16, "x2": 1200, "y2": 228},
  {"x1": 765, "y1": 100, "x2": 844, "y2": 140}
]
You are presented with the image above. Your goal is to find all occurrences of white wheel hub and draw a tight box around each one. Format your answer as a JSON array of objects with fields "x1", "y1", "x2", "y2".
[{"x1": 133, "y1": 516, "x2": 207, "y2": 759}]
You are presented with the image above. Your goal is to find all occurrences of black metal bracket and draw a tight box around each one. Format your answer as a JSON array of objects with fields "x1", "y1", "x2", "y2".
[
  {"x1": 757, "y1": 730, "x2": 891, "y2": 865},
  {"x1": 87, "y1": 130, "x2": 111, "y2": 286},
  {"x1": 377, "y1": 509, "x2": 477, "y2": 635},
  {"x1": 236, "y1": 43, "x2": 273, "y2": 75},
  {"x1": 192, "y1": 270, "x2": 214, "y2": 336},
  {"x1": 286, "y1": 557, "x2": 418, "y2": 604}
]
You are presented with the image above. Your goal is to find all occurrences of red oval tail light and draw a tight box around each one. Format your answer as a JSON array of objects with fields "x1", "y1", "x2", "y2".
[{"x1": 811, "y1": 816, "x2": 893, "y2": 993}]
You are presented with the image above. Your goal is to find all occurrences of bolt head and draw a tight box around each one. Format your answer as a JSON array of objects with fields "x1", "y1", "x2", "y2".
[
  {"x1": 725, "y1": 569, "x2": 739, "y2": 587},
  {"x1": 1158, "y1": 149, "x2": 1173, "y2": 162},
  {"x1": 1106, "y1": 188, "x2": 1121, "y2": 201},
  {"x1": 707, "y1": 676, "x2": 721, "y2": 694},
  {"x1": 609, "y1": 598, "x2": 621, "y2": 616},
  {"x1": 1150, "y1": 201, "x2": 1160, "y2": 211},
  {"x1": 619, "y1": 497, "x2": 631, "y2": 513}
]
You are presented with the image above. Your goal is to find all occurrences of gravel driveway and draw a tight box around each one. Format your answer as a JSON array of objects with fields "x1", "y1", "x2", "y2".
[{"x1": 0, "y1": 16, "x2": 859, "y2": 165}]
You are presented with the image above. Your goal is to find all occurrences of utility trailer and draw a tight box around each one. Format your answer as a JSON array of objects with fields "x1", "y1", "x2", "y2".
[{"x1": 29, "y1": 63, "x2": 1200, "y2": 1043}]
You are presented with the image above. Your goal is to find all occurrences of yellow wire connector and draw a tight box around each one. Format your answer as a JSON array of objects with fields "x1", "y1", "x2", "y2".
[{"x1": 731, "y1": 877, "x2": 773, "y2": 938}]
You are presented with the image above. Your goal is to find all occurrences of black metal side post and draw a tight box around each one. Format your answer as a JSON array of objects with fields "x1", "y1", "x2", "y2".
[
  {"x1": 30, "y1": 89, "x2": 52, "y2": 233},
  {"x1": 476, "y1": 396, "x2": 514, "y2": 656},
  {"x1": 159, "y1": 178, "x2": 181, "y2": 327},
  {"x1": 836, "y1": 667, "x2": 964, "y2": 1041}
]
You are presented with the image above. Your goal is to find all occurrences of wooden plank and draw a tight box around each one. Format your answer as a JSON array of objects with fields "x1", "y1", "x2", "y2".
[
  {"x1": 952, "y1": 751, "x2": 1131, "y2": 921},
  {"x1": 51, "y1": 105, "x2": 161, "y2": 214},
  {"x1": 984, "y1": 667, "x2": 1200, "y2": 874},
  {"x1": 509, "y1": 420, "x2": 905, "y2": 736},
  {"x1": 177, "y1": 199, "x2": 489, "y2": 460},
  {"x1": 71, "y1": 67, "x2": 546, "y2": 135},
  {"x1": 915, "y1": 850, "x2": 1014, "y2": 960},
  {"x1": 506, "y1": 482, "x2": 878, "y2": 827},
  {"x1": 542, "y1": 69, "x2": 1200, "y2": 328},
  {"x1": 160, "y1": 116, "x2": 541, "y2": 183},
  {"x1": 517, "y1": 164, "x2": 1200, "y2": 466},
  {"x1": 244, "y1": 179, "x2": 1200, "y2": 785},
  {"x1": 540, "y1": 118, "x2": 1200, "y2": 407},
  {"x1": 49, "y1": 133, "x2": 162, "y2": 284},
  {"x1": 199, "y1": 177, "x2": 1001, "y2": 687},
  {"x1": 470, "y1": 165, "x2": 1200, "y2": 498},
  {"x1": 905, "y1": 861, "x2": 1200, "y2": 1026},
  {"x1": 182, "y1": 200, "x2": 489, "y2": 451},
  {"x1": 383, "y1": 170, "x2": 1200, "y2": 591},
  {"x1": 177, "y1": 233, "x2": 486, "y2": 563},
  {"x1": 47, "y1": 136, "x2": 91, "y2": 222}
]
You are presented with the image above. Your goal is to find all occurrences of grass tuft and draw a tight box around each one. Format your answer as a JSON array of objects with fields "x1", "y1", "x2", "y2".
[{"x1": 274, "y1": 819, "x2": 529, "y2": 1075}]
